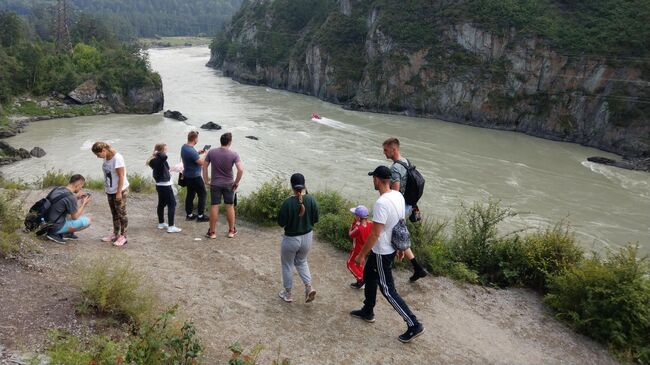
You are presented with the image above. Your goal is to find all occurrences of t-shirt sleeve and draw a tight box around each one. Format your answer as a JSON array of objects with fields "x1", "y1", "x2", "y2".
[
  {"x1": 190, "y1": 148, "x2": 200, "y2": 162},
  {"x1": 114, "y1": 154, "x2": 126, "y2": 169},
  {"x1": 390, "y1": 165, "x2": 402, "y2": 184},
  {"x1": 204, "y1": 151, "x2": 211, "y2": 164},
  {"x1": 64, "y1": 195, "x2": 77, "y2": 215},
  {"x1": 372, "y1": 200, "x2": 388, "y2": 225},
  {"x1": 233, "y1": 152, "x2": 241, "y2": 164}
]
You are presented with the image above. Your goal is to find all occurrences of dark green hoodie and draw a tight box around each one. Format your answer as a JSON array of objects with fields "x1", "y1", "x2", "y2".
[{"x1": 277, "y1": 194, "x2": 319, "y2": 236}]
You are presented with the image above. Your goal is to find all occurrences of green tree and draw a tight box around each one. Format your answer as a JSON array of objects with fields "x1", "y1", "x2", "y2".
[
  {"x1": 0, "y1": 11, "x2": 22, "y2": 47},
  {"x1": 73, "y1": 43, "x2": 101, "y2": 73}
]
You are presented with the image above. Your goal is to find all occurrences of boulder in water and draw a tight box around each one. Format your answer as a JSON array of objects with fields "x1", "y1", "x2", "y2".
[
  {"x1": 587, "y1": 156, "x2": 616, "y2": 165},
  {"x1": 16, "y1": 148, "x2": 31, "y2": 159},
  {"x1": 68, "y1": 80, "x2": 98, "y2": 104},
  {"x1": 245, "y1": 136, "x2": 259, "y2": 140},
  {"x1": 164, "y1": 110, "x2": 187, "y2": 121},
  {"x1": 587, "y1": 156, "x2": 650, "y2": 172},
  {"x1": 200, "y1": 121, "x2": 221, "y2": 130},
  {"x1": 30, "y1": 147, "x2": 46, "y2": 158}
]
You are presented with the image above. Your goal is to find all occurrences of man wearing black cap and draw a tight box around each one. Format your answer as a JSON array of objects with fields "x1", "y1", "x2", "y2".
[{"x1": 350, "y1": 166, "x2": 425, "y2": 343}]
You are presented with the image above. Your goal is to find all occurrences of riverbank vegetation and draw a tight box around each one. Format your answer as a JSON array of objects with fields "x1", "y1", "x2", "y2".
[
  {"x1": 40, "y1": 170, "x2": 155, "y2": 193},
  {"x1": 237, "y1": 180, "x2": 650, "y2": 363},
  {"x1": 0, "y1": 10, "x2": 160, "y2": 110}
]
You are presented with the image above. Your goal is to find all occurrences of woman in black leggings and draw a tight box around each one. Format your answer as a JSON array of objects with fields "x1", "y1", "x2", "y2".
[{"x1": 147, "y1": 143, "x2": 181, "y2": 233}]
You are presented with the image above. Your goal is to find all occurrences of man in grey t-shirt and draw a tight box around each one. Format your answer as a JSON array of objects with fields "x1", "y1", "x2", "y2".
[
  {"x1": 202, "y1": 132, "x2": 244, "y2": 239},
  {"x1": 382, "y1": 137, "x2": 428, "y2": 282},
  {"x1": 45, "y1": 174, "x2": 92, "y2": 244}
]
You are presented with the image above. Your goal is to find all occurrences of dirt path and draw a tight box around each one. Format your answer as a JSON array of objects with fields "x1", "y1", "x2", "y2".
[{"x1": 0, "y1": 191, "x2": 618, "y2": 364}]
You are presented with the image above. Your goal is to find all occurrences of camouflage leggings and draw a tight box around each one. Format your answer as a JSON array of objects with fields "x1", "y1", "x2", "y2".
[{"x1": 107, "y1": 189, "x2": 128, "y2": 236}]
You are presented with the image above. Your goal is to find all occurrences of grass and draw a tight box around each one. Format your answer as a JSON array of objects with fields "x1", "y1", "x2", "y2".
[
  {"x1": 0, "y1": 177, "x2": 30, "y2": 190},
  {"x1": 0, "y1": 191, "x2": 23, "y2": 258},
  {"x1": 40, "y1": 170, "x2": 153, "y2": 193},
  {"x1": 76, "y1": 255, "x2": 158, "y2": 325}
]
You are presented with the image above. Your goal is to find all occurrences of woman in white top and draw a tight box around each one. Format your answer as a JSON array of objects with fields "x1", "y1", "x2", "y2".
[{"x1": 92, "y1": 141, "x2": 130, "y2": 246}]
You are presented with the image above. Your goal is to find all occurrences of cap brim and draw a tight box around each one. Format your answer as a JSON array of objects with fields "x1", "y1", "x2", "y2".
[
  {"x1": 349, "y1": 207, "x2": 357, "y2": 214},
  {"x1": 368, "y1": 171, "x2": 375, "y2": 176},
  {"x1": 292, "y1": 185, "x2": 305, "y2": 190}
]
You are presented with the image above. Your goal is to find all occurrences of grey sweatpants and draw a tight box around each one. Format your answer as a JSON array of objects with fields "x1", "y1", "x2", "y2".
[{"x1": 280, "y1": 231, "x2": 313, "y2": 290}]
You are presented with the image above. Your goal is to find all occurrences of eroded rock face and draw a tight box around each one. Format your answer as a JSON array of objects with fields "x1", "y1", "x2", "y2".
[
  {"x1": 105, "y1": 85, "x2": 164, "y2": 114},
  {"x1": 209, "y1": 5, "x2": 650, "y2": 160},
  {"x1": 68, "y1": 80, "x2": 98, "y2": 104}
]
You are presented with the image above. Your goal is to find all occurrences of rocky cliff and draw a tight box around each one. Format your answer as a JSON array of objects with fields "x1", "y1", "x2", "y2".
[{"x1": 209, "y1": 0, "x2": 650, "y2": 159}]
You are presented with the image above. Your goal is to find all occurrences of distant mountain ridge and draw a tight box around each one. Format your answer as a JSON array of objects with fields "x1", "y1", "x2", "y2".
[
  {"x1": 209, "y1": 0, "x2": 650, "y2": 159},
  {"x1": 0, "y1": 0, "x2": 242, "y2": 38}
]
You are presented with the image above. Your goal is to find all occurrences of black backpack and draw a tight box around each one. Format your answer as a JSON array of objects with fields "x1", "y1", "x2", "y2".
[
  {"x1": 24, "y1": 187, "x2": 71, "y2": 235},
  {"x1": 394, "y1": 159, "x2": 425, "y2": 206}
]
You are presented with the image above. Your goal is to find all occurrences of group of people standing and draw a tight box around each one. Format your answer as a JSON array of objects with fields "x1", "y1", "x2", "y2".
[{"x1": 42, "y1": 133, "x2": 426, "y2": 343}]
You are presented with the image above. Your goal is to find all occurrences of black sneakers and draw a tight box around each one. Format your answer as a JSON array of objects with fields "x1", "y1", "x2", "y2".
[
  {"x1": 398, "y1": 323, "x2": 425, "y2": 343},
  {"x1": 186, "y1": 214, "x2": 197, "y2": 221},
  {"x1": 46, "y1": 233, "x2": 66, "y2": 244},
  {"x1": 409, "y1": 269, "x2": 428, "y2": 282},
  {"x1": 196, "y1": 215, "x2": 210, "y2": 222},
  {"x1": 350, "y1": 281, "x2": 365, "y2": 289},
  {"x1": 63, "y1": 232, "x2": 79, "y2": 240},
  {"x1": 350, "y1": 309, "x2": 375, "y2": 323}
]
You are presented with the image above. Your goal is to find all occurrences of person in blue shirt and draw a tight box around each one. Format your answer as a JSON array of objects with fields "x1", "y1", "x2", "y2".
[{"x1": 180, "y1": 131, "x2": 209, "y2": 222}]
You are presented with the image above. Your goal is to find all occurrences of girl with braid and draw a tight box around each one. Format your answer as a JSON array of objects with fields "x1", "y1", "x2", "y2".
[
  {"x1": 92, "y1": 141, "x2": 130, "y2": 246},
  {"x1": 277, "y1": 173, "x2": 320, "y2": 303}
]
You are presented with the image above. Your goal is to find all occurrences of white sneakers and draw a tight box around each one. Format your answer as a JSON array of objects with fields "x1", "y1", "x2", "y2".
[
  {"x1": 157, "y1": 223, "x2": 181, "y2": 233},
  {"x1": 167, "y1": 226, "x2": 182, "y2": 233}
]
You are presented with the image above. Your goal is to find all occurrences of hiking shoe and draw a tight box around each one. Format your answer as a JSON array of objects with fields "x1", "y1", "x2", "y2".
[
  {"x1": 186, "y1": 214, "x2": 197, "y2": 221},
  {"x1": 350, "y1": 281, "x2": 365, "y2": 289},
  {"x1": 398, "y1": 323, "x2": 425, "y2": 343},
  {"x1": 409, "y1": 269, "x2": 428, "y2": 283},
  {"x1": 196, "y1": 215, "x2": 210, "y2": 222},
  {"x1": 62, "y1": 233, "x2": 79, "y2": 240},
  {"x1": 206, "y1": 230, "x2": 216, "y2": 239},
  {"x1": 227, "y1": 227, "x2": 237, "y2": 238},
  {"x1": 167, "y1": 226, "x2": 182, "y2": 233},
  {"x1": 305, "y1": 288, "x2": 316, "y2": 303},
  {"x1": 113, "y1": 235, "x2": 128, "y2": 247},
  {"x1": 101, "y1": 234, "x2": 117, "y2": 242},
  {"x1": 157, "y1": 223, "x2": 169, "y2": 229},
  {"x1": 350, "y1": 309, "x2": 375, "y2": 323},
  {"x1": 46, "y1": 233, "x2": 66, "y2": 244},
  {"x1": 278, "y1": 290, "x2": 293, "y2": 303}
]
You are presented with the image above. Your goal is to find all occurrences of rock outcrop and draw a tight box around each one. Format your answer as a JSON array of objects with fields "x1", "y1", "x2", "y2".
[
  {"x1": 105, "y1": 85, "x2": 164, "y2": 114},
  {"x1": 209, "y1": 0, "x2": 650, "y2": 165},
  {"x1": 200, "y1": 121, "x2": 222, "y2": 130},
  {"x1": 30, "y1": 147, "x2": 46, "y2": 158},
  {"x1": 68, "y1": 80, "x2": 98, "y2": 104},
  {"x1": 164, "y1": 110, "x2": 188, "y2": 121}
]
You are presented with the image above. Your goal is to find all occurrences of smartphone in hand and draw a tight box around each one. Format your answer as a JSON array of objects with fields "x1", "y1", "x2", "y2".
[{"x1": 203, "y1": 145, "x2": 211, "y2": 151}]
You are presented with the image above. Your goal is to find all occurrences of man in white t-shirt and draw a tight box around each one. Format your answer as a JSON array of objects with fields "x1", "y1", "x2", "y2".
[{"x1": 351, "y1": 165, "x2": 425, "y2": 343}]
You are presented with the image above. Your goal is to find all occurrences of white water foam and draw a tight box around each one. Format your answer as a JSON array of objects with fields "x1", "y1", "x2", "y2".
[
  {"x1": 582, "y1": 161, "x2": 650, "y2": 198},
  {"x1": 311, "y1": 117, "x2": 351, "y2": 130}
]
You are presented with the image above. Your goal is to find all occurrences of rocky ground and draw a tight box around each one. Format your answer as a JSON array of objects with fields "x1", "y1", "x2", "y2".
[{"x1": 0, "y1": 190, "x2": 618, "y2": 364}]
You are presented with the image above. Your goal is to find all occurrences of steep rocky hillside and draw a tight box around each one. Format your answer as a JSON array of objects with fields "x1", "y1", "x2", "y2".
[{"x1": 209, "y1": 0, "x2": 650, "y2": 158}]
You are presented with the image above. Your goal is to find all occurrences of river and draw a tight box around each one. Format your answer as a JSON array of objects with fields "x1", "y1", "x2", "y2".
[{"x1": 1, "y1": 46, "x2": 648, "y2": 252}]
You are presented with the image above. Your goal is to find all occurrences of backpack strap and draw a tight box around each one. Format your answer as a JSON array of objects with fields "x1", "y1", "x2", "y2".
[{"x1": 393, "y1": 159, "x2": 411, "y2": 169}]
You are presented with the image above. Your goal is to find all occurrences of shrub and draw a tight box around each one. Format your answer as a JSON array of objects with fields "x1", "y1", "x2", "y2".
[
  {"x1": 77, "y1": 255, "x2": 158, "y2": 325},
  {"x1": 311, "y1": 191, "x2": 352, "y2": 216},
  {"x1": 237, "y1": 178, "x2": 292, "y2": 225},
  {"x1": 85, "y1": 178, "x2": 105, "y2": 191},
  {"x1": 316, "y1": 213, "x2": 352, "y2": 251},
  {"x1": 229, "y1": 341, "x2": 290, "y2": 365},
  {"x1": 0, "y1": 178, "x2": 30, "y2": 190},
  {"x1": 0, "y1": 192, "x2": 22, "y2": 258},
  {"x1": 545, "y1": 245, "x2": 650, "y2": 363},
  {"x1": 126, "y1": 306, "x2": 203, "y2": 365},
  {"x1": 447, "y1": 200, "x2": 516, "y2": 284},
  {"x1": 41, "y1": 170, "x2": 71, "y2": 188},
  {"x1": 127, "y1": 173, "x2": 155, "y2": 193},
  {"x1": 407, "y1": 218, "x2": 450, "y2": 273}
]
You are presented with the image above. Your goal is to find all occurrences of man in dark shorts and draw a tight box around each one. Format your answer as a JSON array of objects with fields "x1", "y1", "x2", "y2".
[
  {"x1": 202, "y1": 132, "x2": 244, "y2": 239},
  {"x1": 181, "y1": 131, "x2": 209, "y2": 222}
]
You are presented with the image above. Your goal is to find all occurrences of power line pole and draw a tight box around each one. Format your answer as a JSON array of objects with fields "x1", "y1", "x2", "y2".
[{"x1": 55, "y1": 0, "x2": 72, "y2": 53}]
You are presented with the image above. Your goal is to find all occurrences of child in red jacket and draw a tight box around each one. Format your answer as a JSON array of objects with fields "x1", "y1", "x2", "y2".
[{"x1": 347, "y1": 205, "x2": 372, "y2": 289}]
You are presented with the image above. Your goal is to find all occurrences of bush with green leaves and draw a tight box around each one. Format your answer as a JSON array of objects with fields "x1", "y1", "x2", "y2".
[
  {"x1": 316, "y1": 213, "x2": 352, "y2": 251},
  {"x1": 126, "y1": 305, "x2": 203, "y2": 365},
  {"x1": 447, "y1": 200, "x2": 516, "y2": 284},
  {"x1": 77, "y1": 255, "x2": 158, "y2": 325},
  {"x1": 228, "y1": 341, "x2": 290, "y2": 365},
  {"x1": 237, "y1": 178, "x2": 292, "y2": 226},
  {"x1": 127, "y1": 173, "x2": 156, "y2": 193},
  {"x1": 545, "y1": 245, "x2": 650, "y2": 363}
]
